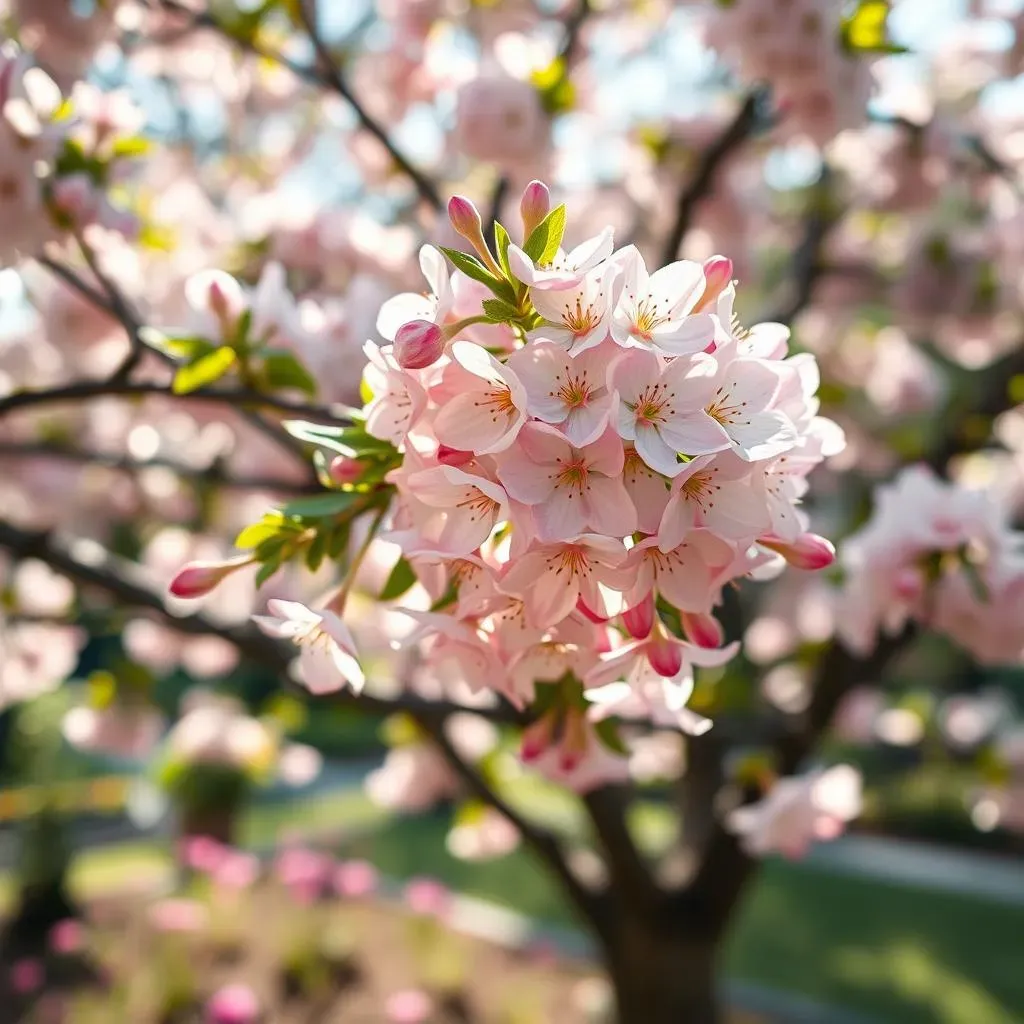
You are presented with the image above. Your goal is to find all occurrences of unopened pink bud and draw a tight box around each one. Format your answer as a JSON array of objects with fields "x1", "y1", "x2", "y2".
[
  {"x1": 208, "y1": 279, "x2": 234, "y2": 323},
  {"x1": 10, "y1": 958, "x2": 43, "y2": 995},
  {"x1": 622, "y1": 594, "x2": 655, "y2": 639},
  {"x1": 436, "y1": 445, "x2": 475, "y2": 467},
  {"x1": 893, "y1": 566, "x2": 925, "y2": 600},
  {"x1": 48, "y1": 919, "x2": 83, "y2": 955},
  {"x1": 394, "y1": 320, "x2": 444, "y2": 370},
  {"x1": 329, "y1": 456, "x2": 365, "y2": 485},
  {"x1": 647, "y1": 633, "x2": 683, "y2": 678},
  {"x1": 206, "y1": 982, "x2": 261, "y2": 1024},
  {"x1": 694, "y1": 255, "x2": 734, "y2": 312},
  {"x1": 681, "y1": 611, "x2": 724, "y2": 649},
  {"x1": 168, "y1": 557, "x2": 250, "y2": 599},
  {"x1": 520, "y1": 180, "x2": 550, "y2": 237},
  {"x1": 760, "y1": 533, "x2": 836, "y2": 571},
  {"x1": 520, "y1": 711, "x2": 556, "y2": 762},
  {"x1": 448, "y1": 195, "x2": 484, "y2": 240},
  {"x1": 558, "y1": 709, "x2": 588, "y2": 771},
  {"x1": 576, "y1": 595, "x2": 609, "y2": 623}
]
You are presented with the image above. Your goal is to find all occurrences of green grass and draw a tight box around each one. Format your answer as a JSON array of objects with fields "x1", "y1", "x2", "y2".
[
  {"x1": 330, "y1": 812, "x2": 1024, "y2": 1024},
  {"x1": 9, "y1": 784, "x2": 1022, "y2": 1023}
]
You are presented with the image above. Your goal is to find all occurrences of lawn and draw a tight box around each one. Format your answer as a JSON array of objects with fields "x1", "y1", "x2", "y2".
[{"x1": 4, "y1": 785, "x2": 1022, "y2": 1023}]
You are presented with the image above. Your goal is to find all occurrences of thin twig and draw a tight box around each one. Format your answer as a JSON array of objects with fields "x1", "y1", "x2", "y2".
[
  {"x1": 558, "y1": 0, "x2": 593, "y2": 63},
  {"x1": 292, "y1": 5, "x2": 443, "y2": 211},
  {"x1": 0, "y1": 441, "x2": 324, "y2": 494},
  {"x1": 414, "y1": 709, "x2": 609, "y2": 929},
  {"x1": 0, "y1": 378, "x2": 354, "y2": 421},
  {"x1": 660, "y1": 91, "x2": 763, "y2": 265}
]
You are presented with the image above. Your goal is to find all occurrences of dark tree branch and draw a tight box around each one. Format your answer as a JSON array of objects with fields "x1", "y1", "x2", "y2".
[
  {"x1": 0, "y1": 378, "x2": 353, "y2": 422},
  {"x1": 581, "y1": 785, "x2": 660, "y2": 908},
  {"x1": 660, "y1": 91, "x2": 763, "y2": 266},
  {"x1": 293, "y1": 6, "x2": 443, "y2": 211},
  {"x1": 558, "y1": 0, "x2": 593, "y2": 64},
  {"x1": 0, "y1": 441, "x2": 324, "y2": 494},
  {"x1": 413, "y1": 708, "x2": 610, "y2": 931},
  {"x1": 765, "y1": 164, "x2": 835, "y2": 325}
]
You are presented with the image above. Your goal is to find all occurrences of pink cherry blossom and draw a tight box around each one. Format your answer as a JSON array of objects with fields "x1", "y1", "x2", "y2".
[
  {"x1": 405, "y1": 464, "x2": 510, "y2": 554},
  {"x1": 252, "y1": 600, "x2": 365, "y2": 694},
  {"x1": 529, "y1": 264, "x2": 621, "y2": 355},
  {"x1": 362, "y1": 342, "x2": 428, "y2": 446},
  {"x1": 507, "y1": 341, "x2": 616, "y2": 446},
  {"x1": 500, "y1": 534, "x2": 632, "y2": 628},
  {"x1": 433, "y1": 340, "x2": 528, "y2": 455},
  {"x1": 507, "y1": 226, "x2": 614, "y2": 291},
  {"x1": 496, "y1": 424, "x2": 635, "y2": 541},
  {"x1": 659, "y1": 452, "x2": 770, "y2": 547},
  {"x1": 727, "y1": 765, "x2": 864, "y2": 859},
  {"x1": 376, "y1": 244, "x2": 453, "y2": 341},
  {"x1": 611, "y1": 246, "x2": 715, "y2": 356},
  {"x1": 612, "y1": 349, "x2": 730, "y2": 476},
  {"x1": 627, "y1": 529, "x2": 735, "y2": 614}
]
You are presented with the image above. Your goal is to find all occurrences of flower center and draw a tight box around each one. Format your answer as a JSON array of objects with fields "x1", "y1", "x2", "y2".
[
  {"x1": 455, "y1": 488, "x2": 499, "y2": 522},
  {"x1": 557, "y1": 296, "x2": 601, "y2": 338},
  {"x1": 555, "y1": 457, "x2": 591, "y2": 495},
  {"x1": 547, "y1": 545, "x2": 592, "y2": 578},
  {"x1": 681, "y1": 470, "x2": 717, "y2": 510},
  {"x1": 475, "y1": 384, "x2": 517, "y2": 422},
  {"x1": 706, "y1": 385, "x2": 746, "y2": 426},
  {"x1": 629, "y1": 297, "x2": 670, "y2": 341},
  {"x1": 552, "y1": 370, "x2": 592, "y2": 409},
  {"x1": 631, "y1": 383, "x2": 672, "y2": 426}
]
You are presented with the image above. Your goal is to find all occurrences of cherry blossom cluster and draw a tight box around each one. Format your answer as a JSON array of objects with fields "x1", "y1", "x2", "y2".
[
  {"x1": 236, "y1": 181, "x2": 846, "y2": 779},
  {"x1": 702, "y1": 0, "x2": 877, "y2": 144},
  {"x1": 836, "y1": 465, "x2": 1024, "y2": 665}
]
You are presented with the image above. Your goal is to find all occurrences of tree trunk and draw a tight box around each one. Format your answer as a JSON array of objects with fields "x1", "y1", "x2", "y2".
[{"x1": 605, "y1": 916, "x2": 721, "y2": 1024}]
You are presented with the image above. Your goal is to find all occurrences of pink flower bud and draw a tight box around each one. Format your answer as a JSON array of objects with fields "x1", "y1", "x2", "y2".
[
  {"x1": 334, "y1": 858, "x2": 379, "y2": 899},
  {"x1": 394, "y1": 320, "x2": 444, "y2": 370},
  {"x1": 647, "y1": 633, "x2": 683, "y2": 678},
  {"x1": 893, "y1": 566, "x2": 924, "y2": 600},
  {"x1": 10, "y1": 958, "x2": 43, "y2": 995},
  {"x1": 622, "y1": 593, "x2": 655, "y2": 639},
  {"x1": 558, "y1": 709, "x2": 589, "y2": 771},
  {"x1": 681, "y1": 611, "x2": 724, "y2": 649},
  {"x1": 448, "y1": 195, "x2": 484, "y2": 240},
  {"x1": 760, "y1": 533, "x2": 836, "y2": 571},
  {"x1": 385, "y1": 989, "x2": 434, "y2": 1024},
  {"x1": 51, "y1": 173, "x2": 99, "y2": 223},
  {"x1": 520, "y1": 712, "x2": 556, "y2": 762},
  {"x1": 576, "y1": 595, "x2": 610, "y2": 623},
  {"x1": 520, "y1": 180, "x2": 550, "y2": 237},
  {"x1": 206, "y1": 983, "x2": 261, "y2": 1024},
  {"x1": 168, "y1": 557, "x2": 251, "y2": 599},
  {"x1": 694, "y1": 255, "x2": 734, "y2": 312},
  {"x1": 404, "y1": 877, "x2": 452, "y2": 918},
  {"x1": 48, "y1": 919, "x2": 83, "y2": 955},
  {"x1": 329, "y1": 455, "x2": 365, "y2": 485},
  {"x1": 436, "y1": 444, "x2": 475, "y2": 467}
]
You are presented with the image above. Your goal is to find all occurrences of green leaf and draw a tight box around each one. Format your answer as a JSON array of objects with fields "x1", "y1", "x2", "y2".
[
  {"x1": 111, "y1": 136, "x2": 152, "y2": 159},
  {"x1": 279, "y1": 492, "x2": 360, "y2": 519},
  {"x1": 231, "y1": 308, "x2": 254, "y2": 352},
  {"x1": 593, "y1": 718, "x2": 630, "y2": 756},
  {"x1": 438, "y1": 247, "x2": 517, "y2": 305},
  {"x1": 535, "y1": 204, "x2": 566, "y2": 265},
  {"x1": 493, "y1": 221, "x2": 513, "y2": 280},
  {"x1": 305, "y1": 531, "x2": 327, "y2": 572},
  {"x1": 261, "y1": 349, "x2": 318, "y2": 397},
  {"x1": 380, "y1": 556, "x2": 417, "y2": 601},
  {"x1": 172, "y1": 346, "x2": 237, "y2": 394},
  {"x1": 255, "y1": 559, "x2": 281, "y2": 588},
  {"x1": 842, "y1": 0, "x2": 894, "y2": 53},
  {"x1": 326, "y1": 521, "x2": 351, "y2": 558},
  {"x1": 429, "y1": 579, "x2": 459, "y2": 612},
  {"x1": 235, "y1": 520, "x2": 283, "y2": 549},
  {"x1": 145, "y1": 332, "x2": 216, "y2": 361},
  {"x1": 282, "y1": 420, "x2": 394, "y2": 459},
  {"x1": 481, "y1": 298, "x2": 521, "y2": 323}
]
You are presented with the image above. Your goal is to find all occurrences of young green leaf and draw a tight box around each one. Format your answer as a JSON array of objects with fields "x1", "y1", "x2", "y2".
[
  {"x1": 380, "y1": 556, "x2": 418, "y2": 601},
  {"x1": 438, "y1": 246, "x2": 518, "y2": 305},
  {"x1": 172, "y1": 346, "x2": 237, "y2": 394},
  {"x1": 494, "y1": 221, "x2": 513, "y2": 280},
  {"x1": 523, "y1": 203, "x2": 567, "y2": 265},
  {"x1": 481, "y1": 298, "x2": 522, "y2": 323},
  {"x1": 261, "y1": 350, "x2": 318, "y2": 396},
  {"x1": 279, "y1": 492, "x2": 360, "y2": 519}
]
